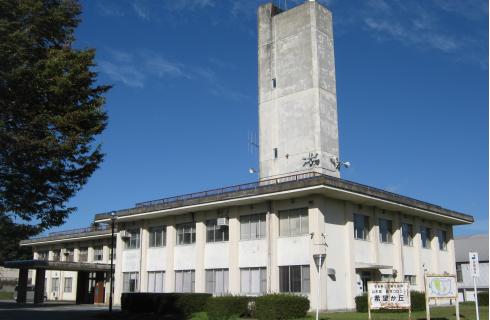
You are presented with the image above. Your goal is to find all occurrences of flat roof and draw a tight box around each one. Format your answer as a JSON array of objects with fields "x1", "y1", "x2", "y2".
[
  {"x1": 95, "y1": 172, "x2": 473, "y2": 224},
  {"x1": 455, "y1": 234, "x2": 489, "y2": 262},
  {"x1": 20, "y1": 227, "x2": 112, "y2": 246},
  {"x1": 3, "y1": 260, "x2": 111, "y2": 272}
]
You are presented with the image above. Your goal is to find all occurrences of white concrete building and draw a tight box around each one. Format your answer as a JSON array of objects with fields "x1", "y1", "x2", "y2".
[
  {"x1": 9, "y1": 1, "x2": 474, "y2": 311},
  {"x1": 455, "y1": 234, "x2": 489, "y2": 302}
]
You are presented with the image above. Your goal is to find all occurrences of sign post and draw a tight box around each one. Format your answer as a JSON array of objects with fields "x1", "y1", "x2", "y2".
[
  {"x1": 367, "y1": 281, "x2": 411, "y2": 320},
  {"x1": 424, "y1": 274, "x2": 459, "y2": 320},
  {"x1": 469, "y1": 252, "x2": 480, "y2": 320}
]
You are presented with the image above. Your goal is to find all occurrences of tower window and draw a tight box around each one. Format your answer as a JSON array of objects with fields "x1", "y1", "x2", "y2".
[
  {"x1": 274, "y1": 148, "x2": 278, "y2": 159},
  {"x1": 272, "y1": 78, "x2": 276, "y2": 88}
]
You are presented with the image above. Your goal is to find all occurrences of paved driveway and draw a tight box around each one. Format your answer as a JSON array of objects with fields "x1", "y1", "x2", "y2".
[{"x1": 0, "y1": 301, "x2": 119, "y2": 320}]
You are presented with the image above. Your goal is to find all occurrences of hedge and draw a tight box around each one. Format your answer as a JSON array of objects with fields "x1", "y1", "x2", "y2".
[
  {"x1": 355, "y1": 291, "x2": 426, "y2": 313},
  {"x1": 121, "y1": 292, "x2": 211, "y2": 318},
  {"x1": 478, "y1": 291, "x2": 489, "y2": 306},
  {"x1": 255, "y1": 294, "x2": 309, "y2": 320},
  {"x1": 206, "y1": 296, "x2": 251, "y2": 320}
]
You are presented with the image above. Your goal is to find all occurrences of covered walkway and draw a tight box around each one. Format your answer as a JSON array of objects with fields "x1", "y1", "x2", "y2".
[{"x1": 4, "y1": 260, "x2": 111, "y2": 304}]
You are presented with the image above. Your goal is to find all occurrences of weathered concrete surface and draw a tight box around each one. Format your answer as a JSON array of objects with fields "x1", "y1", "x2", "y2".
[{"x1": 258, "y1": 2, "x2": 340, "y2": 179}]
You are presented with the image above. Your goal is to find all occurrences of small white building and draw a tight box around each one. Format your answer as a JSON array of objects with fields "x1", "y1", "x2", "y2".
[
  {"x1": 8, "y1": 1, "x2": 475, "y2": 312},
  {"x1": 455, "y1": 234, "x2": 489, "y2": 302}
]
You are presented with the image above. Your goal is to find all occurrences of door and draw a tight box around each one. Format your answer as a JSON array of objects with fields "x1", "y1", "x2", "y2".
[{"x1": 93, "y1": 281, "x2": 105, "y2": 304}]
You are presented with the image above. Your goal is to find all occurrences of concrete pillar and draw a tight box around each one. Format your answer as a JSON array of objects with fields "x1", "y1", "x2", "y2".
[
  {"x1": 228, "y1": 207, "x2": 240, "y2": 294},
  {"x1": 393, "y1": 212, "x2": 404, "y2": 281},
  {"x1": 269, "y1": 202, "x2": 279, "y2": 292},
  {"x1": 113, "y1": 227, "x2": 124, "y2": 305},
  {"x1": 34, "y1": 269, "x2": 46, "y2": 304},
  {"x1": 343, "y1": 202, "x2": 356, "y2": 309},
  {"x1": 413, "y1": 217, "x2": 424, "y2": 291},
  {"x1": 431, "y1": 222, "x2": 440, "y2": 272},
  {"x1": 447, "y1": 226, "x2": 456, "y2": 275},
  {"x1": 140, "y1": 223, "x2": 148, "y2": 292},
  {"x1": 165, "y1": 220, "x2": 176, "y2": 293},
  {"x1": 309, "y1": 200, "x2": 327, "y2": 310},
  {"x1": 371, "y1": 207, "x2": 380, "y2": 264},
  {"x1": 16, "y1": 268, "x2": 29, "y2": 303},
  {"x1": 195, "y1": 214, "x2": 206, "y2": 293}
]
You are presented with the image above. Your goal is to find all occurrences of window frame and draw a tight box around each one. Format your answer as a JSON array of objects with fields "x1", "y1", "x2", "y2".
[
  {"x1": 64, "y1": 277, "x2": 73, "y2": 293},
  {"x1": 206, "y1": 219, "x2": 229, "y2": 243},
  {"x1": 125, "y1": 229, "x2": 141, "y2": 249},
  {"x1": 175, "y1": 270, "x2": 195, "y2": 293},
  {"x1": 147, "y1": 271, "x2": 165, "y2": 293},
  {"x1": 279, "y1": 208, "x2": 309, "y2": 237},
  {"x1": 93, "y1": 246, "x2": 103, "y2": 261},
  {"x1": 279, "y1": 265, "x2": 310, "y2": 293},
  {"x1": 354, "y1": 214, "x2": 370, "y2": 240},
  {"x1": 240, "y1": 213, "x2": 266, "y2": 240},
  {"x1": 404, "y1": 275, "x2": 417, "y2": 286},
  {"x1": 149, "y1": 226, "x2": 166, "y2": 248},
  {"x1": 240, "y1": 267, "x2": 267, "y2": 295},
  {"x1": 205, "y1": 268, "x2": 229, "y2": 295},
  {"x1": 176, "y1": 222, "x2": 196, "y2": 245},
  {"x1": 378, "y1": 218, "x2": 393, "y2": 243},
  {"x1": 402, "y1": 223, "x2": 414, "y2": 246},
  {"x1": 123, "y1": 272, "x2": 139, "y2": 292},
  {"x1": 79, "y1": 247, "x2": 88, "y2": 262},
  {"x1": 420, "y1": 226, "x2": 431, "y2": 249},
  {"x1": 437, "y1": 229, "x2": 447, "y2": 251}
]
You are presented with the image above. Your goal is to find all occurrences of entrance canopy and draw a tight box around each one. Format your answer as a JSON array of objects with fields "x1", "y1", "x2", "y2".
[{"x1": 4, "y1": 260, "x2": 111, "y2": 272}]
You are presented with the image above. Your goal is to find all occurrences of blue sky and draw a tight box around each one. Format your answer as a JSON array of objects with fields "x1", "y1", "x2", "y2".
[{"x1": 45, "y1": 0, "x2": 488, "y2": 236}]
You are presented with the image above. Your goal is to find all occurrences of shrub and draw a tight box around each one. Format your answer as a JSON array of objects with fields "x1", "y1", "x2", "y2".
[
  {"x1": 121, "y1": 292, "x2": 211, "y2": 318},
  {"x1": 255, "y1": 294, "x2": 309, "y2": 320},
  {"x1": 410, "y1": 291, "x2": 426, "y2": 311},
  {"x1": 355, "y1": 291, "x2": 425, "y2": 313},
  {"x1": 478, "y1": 291, "x2": 489, "y2": 306},
  {"x1": 206, "y1": 296, "x2": 251, "y2": 320},
  {"x1": 355, "y1": 294, "x2": 368, "y2": 312}
]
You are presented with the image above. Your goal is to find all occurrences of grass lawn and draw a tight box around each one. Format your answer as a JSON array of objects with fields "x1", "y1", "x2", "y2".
[
  {"x1": 190, "y1": 304, "x2": 488, "y2": 320},
  {"x1": 0, "y1": 291, "x2": 13, "y2": 300}
]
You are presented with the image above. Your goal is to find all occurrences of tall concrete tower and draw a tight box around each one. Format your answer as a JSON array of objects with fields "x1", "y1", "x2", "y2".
[{"x1": 258, "y1": 1, "x2": 340, "y2": 179}]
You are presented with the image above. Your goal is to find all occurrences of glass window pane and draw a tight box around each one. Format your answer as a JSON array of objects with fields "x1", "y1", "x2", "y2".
[
  {"x1": 279, "y1": 266, "x2": 289, "y2": 292},
  {"x1": 240, "y1": 269, "x2": 250, "y2": 294},
  {"x1": 301, "y1": 266, "x2": 310, "y2": 293},
  {"x1": 290, "y1": 266, "x2": 301, "y2": 292},
  {"x1": 260, "y1": 268, "x2": 267, "y2": 293},
  {"x1": 240, "y1": 216, "x2": 250, "y2": 240},
  {"x1": 148, "y1": 272, "x2": 155, "y2": 292},
  {"x1": 216, "y1": 270, "x2": 224, "y2": 294},
  {"x1": 175, "y1": 271, "x2": 183, "y2": 292},
  {"x1": 251, "y1": 268, "x2": 260, "y2": 294},
  {"x1": 300, "y1": 212, "x2": 309, "y2": 235},
  {"x1": 206, "y1": 270, "x2": 214, "y2": 294}
]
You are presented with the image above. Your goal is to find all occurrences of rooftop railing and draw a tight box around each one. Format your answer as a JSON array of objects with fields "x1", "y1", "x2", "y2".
[{"x1": 29, "y1": 224, "x2": 112, "y2": 240}]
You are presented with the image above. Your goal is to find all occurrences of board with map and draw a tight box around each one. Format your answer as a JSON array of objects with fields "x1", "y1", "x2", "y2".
[{"x1": 425, "y1": 275, "x2": 458, "y2": 298}]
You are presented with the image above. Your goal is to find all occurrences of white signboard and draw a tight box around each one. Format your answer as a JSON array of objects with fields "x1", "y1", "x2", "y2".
[
  {"x1": 367, "y1": 282, "x2": 411, "y2": 310},
  {"x1": 425, "y1": 275, "x2": 458, "y2": 298},
  {"x1": 469, "y1": 252, "x2": 480, "y2": 277}
]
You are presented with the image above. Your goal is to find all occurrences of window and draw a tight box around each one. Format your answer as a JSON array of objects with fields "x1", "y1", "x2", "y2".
[
  {"x1": 64, "y1": 248, "x2": 74, "y2": 262},
  {"x1": 240, "y1": 214, "x2": 266, "y2": 240},
  {"x1": 38, "y1": 251, "x2": 49, "y2": 261},
  {"x1": 279, "y1": 208, "x2": 309, "y2": 237},
  {"x1": 93, "y1": 246, "x2": 103, "y2": 261},
  {"x1": 402, "y1": 223, "x2": 413, "y2": 246},
  {"x1": 438, "y1": 230, "x2": 447, "y2": 251},
  {"x1": 404, "y1": 275, "x2": 417, "y2": 286},
  {"x1": 147, "y1": 271, "x2": 165, "y2": 293},
  {"x1": 354, "y1": 214, "x2": 369, "y2": 240},
  {"x1": 52, "y1": 250, "x2": 61, "y2": 261},
  {"x1": 176, "y1": 223, "x2": 196, "y2": 245},
  {"x1": 272, "y1": 78, "x2": 276, "y2": 88},
  {"x1": 205, "y1": 269, "x2": 229, "y2": 295},
  {"x1": 175, "y1": 270, "x2": 195, "y2": 293},
  {"x1": 279, "y1": 265, "x2": 310, "y2": 293},
  {"x1": 274, "y1": 148, "x2": 278, "y2": 158},
  {"x1": 149, "y1": 226, "x2": 166, "y2": 247},
  {"x1": 241, "y1": 267, "x2": 267, "y2": 295},
  {"x1": 378, "y1": 219, "x2": 393, "y2": 243},
  {"x1": 125, "y1": 229, "x2": 140, "y2": 249},
  {"x1": 51, "y1": 278, "x2": 59, "y2": 292},
  {"x1": 79, "y1": 247, "x2": 88, "y2": 262},
  {"x1": 64, "y1": 277, "x2": 72, "y2": 293},
  {"x1": 381, "y1": 274, "x2": 395, "y2": 281},
  {"x1": 456, "y1": 263, "x2": 463, "y2": 282},
  {"x1": 206, "y1": 219, "x2": 229, "y2": 242},
  {"x1": 420, "y1": 226, "x2": 431, "y2": 249},
  {"x1": 123, "y1": 272, "x2": 139, "y2": 292}
]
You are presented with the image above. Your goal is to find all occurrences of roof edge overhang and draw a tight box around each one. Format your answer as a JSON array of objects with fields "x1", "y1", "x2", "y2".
[
  {"x1": 95, "y1": 182, "x2": 473, "y2": 225},
  {"x1": 20, "y1": 231, "x2": 112, "y2": 247},
  {"x1": 3, "y1": 260, "x2": 111, "y2": 272}
]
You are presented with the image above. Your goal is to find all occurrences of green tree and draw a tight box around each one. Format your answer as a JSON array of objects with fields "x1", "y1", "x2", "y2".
[{"x1": 0, "y1": 0, "x2": 110, "y2": 262}]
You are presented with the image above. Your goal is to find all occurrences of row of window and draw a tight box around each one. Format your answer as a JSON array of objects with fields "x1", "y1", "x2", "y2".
[
  {"x1": 49, "y1": 277, "x2": 72, "y2": 293},
  {"x1": 353, "y1": 214, "x2": 448, "y2": 250},
  {"x1": 125, "y1": 210, "x2": 307, "y2": 249},
  {"x1": 122, "y1": 266, "x2": 309, "y2": 295},
  {"x1": 38, "y1": 246, "x2": 115, "y2": 262}
]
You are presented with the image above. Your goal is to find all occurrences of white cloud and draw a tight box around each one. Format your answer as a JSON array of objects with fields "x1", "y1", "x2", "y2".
[
  {"x1": 98, "y1": 60, "x2": 145, "y2": 88},
  {"x1": 132, "y1": 1, "x2": 150, "y2": 20},
  {"x1": 96, "y1": 3, "x2": 125, "y2": 17}
]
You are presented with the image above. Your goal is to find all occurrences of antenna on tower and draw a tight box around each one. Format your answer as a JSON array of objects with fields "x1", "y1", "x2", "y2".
[{"x1": 248, "y1": 131, "x2": 259, "y2": 155}]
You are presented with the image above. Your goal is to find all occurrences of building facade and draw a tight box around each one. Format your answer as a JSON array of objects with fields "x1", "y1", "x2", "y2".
[
  {"x1": 455, "y1": 234, "x2": 489, "y2": 302},
  {"x1": 10, "y1": 1, "x2": 474, "y2": 312}
]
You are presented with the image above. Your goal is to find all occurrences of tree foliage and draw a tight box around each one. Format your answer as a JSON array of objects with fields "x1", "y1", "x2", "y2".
[{"x1": 0, "y1": 0, "x2": 110, "y2": 261}]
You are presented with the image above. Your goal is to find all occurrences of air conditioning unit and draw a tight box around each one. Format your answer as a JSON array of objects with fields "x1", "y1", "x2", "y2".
[
  {"x1": 119, "y1": 230, "x2": 131, "y2": 239},
  {"x1": 217, "y1": 217, "x2": 229, "y2": 227}
]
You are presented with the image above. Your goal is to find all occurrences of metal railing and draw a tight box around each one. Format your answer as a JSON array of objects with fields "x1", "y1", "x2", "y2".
[
  {"x1": 134, "y1": 171, "x2": 322, "y2": 208},
  {"x1": 29, "y1": 224, "x2": 112, "y2": 240}
]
